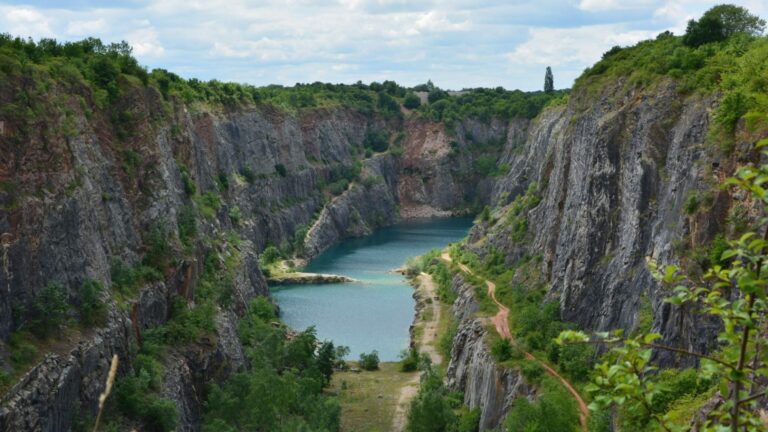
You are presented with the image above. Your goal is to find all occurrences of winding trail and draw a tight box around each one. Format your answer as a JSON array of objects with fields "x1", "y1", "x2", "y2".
[
  {"x1": 441, "y1": 253, "x2": 589, "y2": 431},
  {"x1": 392, "y1": 272, "x2": 443, "y2": 432}
]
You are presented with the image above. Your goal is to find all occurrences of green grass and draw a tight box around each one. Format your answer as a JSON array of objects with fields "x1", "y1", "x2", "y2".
[{"x1": 329, "y1": 362, "x2": 417, "y2": 432}]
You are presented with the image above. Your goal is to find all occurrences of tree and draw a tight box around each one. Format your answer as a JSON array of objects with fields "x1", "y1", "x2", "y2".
[
  {"x1": 30, "y1": 282, "x2": 70, "y2": 338},
  {"x1": 544, "y1": 66, "x2": 554, "y2": 94},
  {"x1": 404, "y1": 92, "x2": 421, "y2": 109},
  {"x1": 558, "y1": 140, "x2": 768, "y2": 431},
  {"x1": 358, "y1": 351, "x2": 380, "y2": 371},
  {"x1": 703, "y1": 4, "x2": 765, "y2": 37},
  {"x1": 683, "y1": 4, "x2": 765, "y2": 47}
]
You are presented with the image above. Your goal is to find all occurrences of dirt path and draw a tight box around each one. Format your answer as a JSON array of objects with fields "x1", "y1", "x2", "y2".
[
  {"x1": 441, "y1": 252, "x2": 589, "y2": 431},
  {"x1": 391, "y1": 272, "x2": 444, "y2": 432}
]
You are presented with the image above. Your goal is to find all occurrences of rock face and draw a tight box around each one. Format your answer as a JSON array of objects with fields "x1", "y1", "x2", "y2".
[
  {"x1": 0, "y1": 75, "x2": 513, "y2": 431},
  {"x1": 469, "y1": 80, "x2": 737, "y2": 357},
  {"x1": 441, "y1": 79, "x2": 764, "y2": 427},
  {"x1": 445, "y1": 274, "x2": 534, "y2": 431}
]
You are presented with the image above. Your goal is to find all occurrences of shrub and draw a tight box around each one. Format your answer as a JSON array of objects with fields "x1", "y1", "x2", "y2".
[
  {"x1": 407, "y1": 367, "x2": 457, "y2": 432},
  {"x1": 328, "y1": 179, "x2": 349, "y2": 195},
  {"x1": 78, "y1": 279, "x2": 105, "y2": 326},
  {"x1": 30, "y1": 281, "x2": 70, "y2": 338},
  {"x1": 179, "y1": 164, "x2": 196, "y2": 196},
  {"x1": 228, "y1": 205, "x2": 242, "y2": 225},
  {"x1": 456, "y1": 407, "x2": 481, "y2": 432},
  {"x1": 8, "y1": 332, "x2": 38, "y2": 368},
  {"x1": 439, "y1": 320, "x2": 458, "y2": 359},
  {"x1": 178, "y1": 204, "x2": 197, "y2": 246},
  {"x1": 260, "y1": 245, "x2": 282, "y2": 266},
  {"x1": 490, "y1": 337, "x2": 515, "y2": 362},
  {"x1": 361, "y1": 175, "x2": 382, "y2": 189},
  {"x1": 358, "y1": 351, "x2": 380, "y2": 371},
  {"x1": 115, "y1": 364, "x2": 178, "y2": 432},
  {"x1": 404, "y1": 92, "x2": 421, "y2": 109},
  {"x1": 143, "y1": 222, "x2": 173, "y2": 272},
  {"x1": 240, "y1": 166, "x2": 256, "y2": 184},
  {"x1": 520, "y1": 360, "x2": 544, "y2": 384},
  {"x1": 505, "y1": 381, "x2": 579, "y2": 432},
  {"x1": 364, "y1": 130, "x2": 389, "y2": 152},
  {"x1": 216, "y1": 172, "x2": 229, "y2": 191},
  {"x1": 399, "y1": 348, "x2": 420, "y2": 372},
  {"x1": 683, "y1": 193, "x2": 699, "y2": 215},
  {"x1": 274, "y1": 163, "x2": 287, "y2": 177}
]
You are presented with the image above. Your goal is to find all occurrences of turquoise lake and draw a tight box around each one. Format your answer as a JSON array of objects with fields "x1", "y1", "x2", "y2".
[{"x1": 271, "y1": 217, "x2": 473, "y2": 361}]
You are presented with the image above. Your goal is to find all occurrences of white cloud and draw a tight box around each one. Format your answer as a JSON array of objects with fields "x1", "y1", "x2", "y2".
[
  {"x1": 0, "y1": 0, "x2": 764, "y2": 90},
  {"x1": 578, "y1": 0, "x2": 660, "y2": 11},
  {"x1": 127, "y1": 26, "x2": 165, "y2": 57},
  {"x1": 66, "y1": 19, "x2": 107, "y2": 36},
  {"x1": 1, "y1": 7, "x2": 54, "y2": 37},
  {"x1": 508, "y1": 25, "x2": 656, "y2": 67}
]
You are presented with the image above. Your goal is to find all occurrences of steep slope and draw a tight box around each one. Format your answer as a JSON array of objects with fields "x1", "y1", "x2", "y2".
[
  {"x1": 0, "y1": 38, "x2": 546, "y2": 430},
  {"x1": 444, "y1": 34, "x2": 768, "y2": 429}
]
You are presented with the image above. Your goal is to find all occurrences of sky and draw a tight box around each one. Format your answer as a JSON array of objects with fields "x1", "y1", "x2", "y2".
[{"x1": 0, "y1": 0, "x2": 766, "y2": 91}]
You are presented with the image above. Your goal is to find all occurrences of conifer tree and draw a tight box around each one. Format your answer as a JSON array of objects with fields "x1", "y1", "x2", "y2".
[{"x1": 544, "y1": 66, "x2": 554, "y2": 93}]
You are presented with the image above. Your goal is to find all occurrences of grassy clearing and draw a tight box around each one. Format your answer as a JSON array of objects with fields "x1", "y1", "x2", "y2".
[{"x1": 329, "y1": 362, "x2": 418, "y2": 432}]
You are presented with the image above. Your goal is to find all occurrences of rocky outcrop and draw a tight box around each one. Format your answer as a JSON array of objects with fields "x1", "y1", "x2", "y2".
[
  {"x1": 445, "y1": 274, "x2": 533, "y2": 430},
  {"x1": 0, "y1": 67, "x2": 520, "y2": 430},
  {"x1": 303, "y1": 154, "x2": 400, "y2": 259},
  {"x1": 467, "y1": 79, "x2": 751, "y2": 366},
  {"x1": 266, "y1": 272, "x2": 355, "y2": 285}
]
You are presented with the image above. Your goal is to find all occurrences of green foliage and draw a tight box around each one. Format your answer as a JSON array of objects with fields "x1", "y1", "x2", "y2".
[
  {"x1": 684, "y1": 192, "x2": 700, "y2": 215},
  {"x1": 364, "y1": 129, "x2": 389, "y2": 153},
  {"x1": 178, "y1": 204, "x2": 197, "y2": 247},
  {"x1": 260, "y1": 245, "x2": 282, "y2": 266},
  {"x1": 473, "y1": 155, "x2": 501, "y2": 177},
  {"x1": 707, "y1": 234, "x2": 730, "y2": 267},
  {"x1": 240, "y1": 166, "x2": 256, "y2": 184},
  {"x1": 544, "y1": 66, "x2": 554, "y2": 93},
  {"x1": 423, "y1": 257, "x2": 455, "y2": 304},
  {"x1": 114, "y1": 354, "x2": 178, "y2": 432},
  {"x1": 30, "y1": 281, "x2": 70, "y2": 338},
  {"x1": 327, "y1": 179, "x2": 349, "y2": 195},
  {"x1": 143, "y1": 222, "x2": 173, "y2": 272},
  {"x1": 292, "y1": 224, "x2": 309, "y2": 255},
  {"x1": 216, "y1": 172, "x2": 230, "y2": 191},
  {"x1": 455, "y1": 407, "x2": 481, "y2": 432},
  {"x1": 204, "y1": 298, "x2": 341, "y2": 432},
  {"x1": 558, "y1": 143, "x2": 768, "y2": 431},
  {"x1": 407, "y1": 367, "x2": 459, "y2": 432},
  {"x1": 404, "y1": 92, "x2": 421, "y2": 109},
  {"x1": 110, "y1": 258, "x2": 162, "y2": 295},
  {"x1": 417, "y1": 86, "x2": 568, "y2": 127},
  {"x1": 358, "y1": 351, "x2": 380, "y2": 371},
  {"x1": 361, "y1": 175, "x2": 383, "y2": 189},
  {"x1": 504, "y1": 378, "x2": 580, "y2": 432},
  {"x1": 490, "y1": 337, "x2": 516, "y2": 362},
  {"x1": 399, "y1": 348, "x2": 425, "y2": 372},
  {"x1": 274, "y1": 163, "x2": 288, "y2": 177},
  {"x1": 228, "y1": 205, "x2": 242, "y2": 225},
  {"x1": 78, "y1": 279, "x2": 105, "y2": 326},
  {"x1": 684, "y1": 4, "x2": 765, "y2": 47},
  {"x1": 8, "y1": 331, "x2": 38, "y2": 368},
  {"x1": 503, "y1": 182, "x2": 541, "y2": 243},
  {"x1": 194, "y1": 192, "x2": 221, "y2": 219},
  {"x1": 439, "y1": 320, "x2": 458, "y2": 360},
  {"x1": 179, "y1": 164, "x2": 196, "y2": 196}
]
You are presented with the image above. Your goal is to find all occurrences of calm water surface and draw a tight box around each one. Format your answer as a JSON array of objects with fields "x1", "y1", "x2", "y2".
[{"x1": 271, "y1": 217, "x2": 472, "y2": 361}]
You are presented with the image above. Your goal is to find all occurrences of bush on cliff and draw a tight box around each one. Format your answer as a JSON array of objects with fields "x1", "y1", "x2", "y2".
[
  {"x1": 78, "y1": 279, "x2": 106, "y2": 327},
  {"x1": 203, "y1": 298, "x2": 341, "y2": 431},
  {"x1": 29, "y1": 281, "x2": 70, "y2": 338},
  {"x1": 358, "y1": 351, "x2": 380, "y2": 371}
]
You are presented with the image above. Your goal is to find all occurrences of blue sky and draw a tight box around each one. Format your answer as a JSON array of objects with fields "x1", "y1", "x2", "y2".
[{"x1": 1, "y1": 0, "x2": 766, "y2": 90}]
